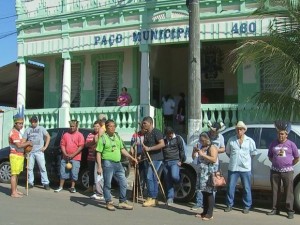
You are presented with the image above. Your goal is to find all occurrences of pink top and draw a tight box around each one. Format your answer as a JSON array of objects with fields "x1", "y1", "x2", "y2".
[
  {"x1": 86, "y1": 132, "x2": 96, "y2": 161},
  {"x1": 117, "y1": 93, "x2": 132, "y2": 106},
  {"x1": 60, "y1": 131, "x2": 85, "y2": 161}
]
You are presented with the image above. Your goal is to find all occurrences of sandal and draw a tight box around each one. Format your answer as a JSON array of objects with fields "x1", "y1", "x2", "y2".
[{"x1": 195, "y1": 213, "x2": 205, "y2": 218}]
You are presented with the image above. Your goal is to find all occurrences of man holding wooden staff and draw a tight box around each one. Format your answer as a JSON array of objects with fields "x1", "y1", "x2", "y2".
[{"x1": 141, "y1": 116, "x2": 165, "y2": 207}]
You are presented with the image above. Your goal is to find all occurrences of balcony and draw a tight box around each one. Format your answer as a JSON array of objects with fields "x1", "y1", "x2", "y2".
[{"x1": 0, "y1": 103, "x2": 275, "y2": 148}]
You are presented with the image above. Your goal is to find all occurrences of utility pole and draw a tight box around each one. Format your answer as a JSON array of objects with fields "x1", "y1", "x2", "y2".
[{"x1": 187, "y1": 0, "x2": 201, "y2": 144}]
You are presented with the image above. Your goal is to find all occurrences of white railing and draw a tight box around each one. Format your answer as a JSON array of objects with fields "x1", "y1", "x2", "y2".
[{"x1": 0, "y1": 104, "x2": 274, "y2": 149}]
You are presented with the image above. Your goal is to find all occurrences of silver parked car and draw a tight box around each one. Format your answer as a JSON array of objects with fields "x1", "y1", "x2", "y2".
[{"x1": 206, "y1": 124, "x2": 300, "y2": 211}]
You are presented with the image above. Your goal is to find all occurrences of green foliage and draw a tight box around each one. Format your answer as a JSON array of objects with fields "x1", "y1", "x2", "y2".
[{"x1": 230, "y1": 0, "x2": 300, "y2": 121}]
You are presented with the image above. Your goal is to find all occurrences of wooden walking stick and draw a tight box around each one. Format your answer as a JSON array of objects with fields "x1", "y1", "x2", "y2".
[
  {"x1": 144, "y1": 151, "x2": 167, "y2": 202},
  {"x1": 24, "y1": 145, "x2": 32, "y2": 196},
  {"x1": 136, "y1": 164, "x2": 144, "y2": 202},
  {"x1": 132, "y1": 134, "x2": 138, "y2": 206},
  {"x1": 26, "y1": 153, "x2": 29, "y2": 196}
]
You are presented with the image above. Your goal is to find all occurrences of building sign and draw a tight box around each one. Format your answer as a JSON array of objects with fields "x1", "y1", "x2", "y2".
[
  {"x1": 22, "y1": 18, "x2": 273, "y2": 57},
  {"x1": 94, "y1": 27, "x2": 190, "y2": 46},
  {"x1": 231, "y1": 22, "x2": 256, "y2": 34},
  {"x1": 94, "y1": 20, "x2": 262, "y2": 46}
]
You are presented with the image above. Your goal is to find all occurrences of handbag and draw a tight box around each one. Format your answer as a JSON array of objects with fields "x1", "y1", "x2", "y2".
[{"x1": 210, "y1": 170, "x2": 226, "y2": 187}]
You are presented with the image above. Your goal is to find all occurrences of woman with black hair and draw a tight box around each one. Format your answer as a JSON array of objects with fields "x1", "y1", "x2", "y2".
[{"x1": 194, "y1": 132, "x2": 218, "y2": 221}]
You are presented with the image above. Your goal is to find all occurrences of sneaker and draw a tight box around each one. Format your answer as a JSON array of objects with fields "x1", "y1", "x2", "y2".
[
  {"x1": 224, "y1": 206, "x2": 232, "y2": 212},
  {"x1": 54, "y1": 187, "x2": 63, "y2": 193},
  {"x1": 242, "y1": 208, "x2": 250, "y2": 214},
  {"x1": 106, "y1": 201, "x2": 116, "y2": 211},
  {"x1": 191, "y1": 205, "x2": 202, "y2": 211},
  {"x1": 166, "y1": 198, "x2": 174, "y2": 206},
  {"x1": 44, "y1": 184, "x2": 50, "y2": 190},
  {"x1": 142, "y1": 198, "x2": 158, "y2": 207},
  {"x1": 28, "y1": 184, "x2": 34, "y2": 189},
  {"x1": 91, "y1": 193, "x2": 104, "y2": 200},
  {"x1": 118, "y1": 201, "x2": 133, "y2": 210},
  {"x1": 69, "y1": 187, "x2": 76, "y2": 193}
]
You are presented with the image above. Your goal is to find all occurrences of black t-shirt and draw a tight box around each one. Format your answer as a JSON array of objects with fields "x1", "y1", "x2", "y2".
[
  {"x1": 177, "y1": 99, "x2": 185, "y2": 115},
  {"x1": 144, "y1": 128, "x2": 164, "y2": 161}
]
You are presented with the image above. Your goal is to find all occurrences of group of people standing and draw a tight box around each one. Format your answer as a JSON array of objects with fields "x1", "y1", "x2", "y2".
[
  {"x1": 7, "y1": 108, "x2": 300, "y2": 220},
  {"x1": 9, "y1": 111, "x2": 50, "y2": 198},
  {"x1": 191, "y1": 120, "x2": 299, "y2": 220}
]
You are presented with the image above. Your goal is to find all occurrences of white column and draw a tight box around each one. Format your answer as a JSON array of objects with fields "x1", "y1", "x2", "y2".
[
  {"x1": 139, "y1": 45, "x2": 151, "y2": 119},
  {"x1": 59, "y1": 55, "x2": 71, "y2": 127},
  {"x1": 17, "y1": 61, "x2": 26, "y2": 109},
  {"x1": 61, "y1": 58, "x2": 71, "y2": 108}
]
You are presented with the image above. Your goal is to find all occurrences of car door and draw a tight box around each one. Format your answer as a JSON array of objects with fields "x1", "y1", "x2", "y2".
[
  {"x1": 44, "y1": 129, "x2": 65, "y2": 179},
  {"x1": 252, "y1": 127, "x2": 277, "y2": 189}
]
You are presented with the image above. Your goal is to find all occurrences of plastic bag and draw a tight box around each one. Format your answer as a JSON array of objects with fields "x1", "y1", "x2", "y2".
[{"x1": 95, "y1": 174, "x2": 104, "y2": 195}]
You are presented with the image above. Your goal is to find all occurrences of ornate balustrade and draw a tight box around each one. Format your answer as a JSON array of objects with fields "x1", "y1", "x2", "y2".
[
  {"x1": 17, "y1": 0, "x2": 285, "y2": 20},
  {"x1": 0, "y1": 104, "x2": 277, "y2": 148}
]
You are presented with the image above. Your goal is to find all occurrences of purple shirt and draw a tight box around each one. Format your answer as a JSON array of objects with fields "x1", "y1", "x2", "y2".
[{"x1": 268, "y1": 139, "x2": 299, "y2": 172}]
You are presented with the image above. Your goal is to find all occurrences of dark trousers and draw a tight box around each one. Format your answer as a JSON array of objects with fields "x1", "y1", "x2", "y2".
[
  {"x1": 270, "y1": 170, "x2": 294, "y2": 211},
  {"x1": 87, "y1": 160, "x2": 95, "y2": 186},
  {"x1": 164, "y1": 114, "x2": 173, "y2": 127},
  {"x1": 202, "y1": 191, "x2": 214, "y2": 218}
]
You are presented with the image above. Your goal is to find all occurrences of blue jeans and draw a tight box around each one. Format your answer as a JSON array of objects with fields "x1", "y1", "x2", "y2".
[
  {"x1": 163, "y1": 160, "x2": 180, "y2": 199},
  {"x1": 145, "y1": 160, "x2": 162, "y2": 198},
  {"x1": 195, "y1": 190, "x2": 203, "y2": 207},
  {"x1": 102, "y1": 160, "x2": 127, "y2": 203},
  {"x1": 60, "y1": 159, "x2": 80, "y2": 180},
  {"x1": 226, "y1": 170, "x2": 252, "y2": 209},
  {"x1": 28, "y1": 151, "x2": 49, "y2": 185}
]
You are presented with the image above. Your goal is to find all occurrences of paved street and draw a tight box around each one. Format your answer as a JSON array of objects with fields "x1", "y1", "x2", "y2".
[{"x1": 0, "y1": 179, "x2": 299, "y2": 225}]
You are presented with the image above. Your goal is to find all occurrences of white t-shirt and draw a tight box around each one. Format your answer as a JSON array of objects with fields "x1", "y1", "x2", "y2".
[{"x1": 162, "y1": 97, "x2": 175, "y2": 115}]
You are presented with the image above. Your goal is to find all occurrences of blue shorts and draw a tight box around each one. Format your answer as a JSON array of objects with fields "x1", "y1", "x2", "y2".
[{"x1": 60, "y1": 159, "x2": 80, "y2": 181}]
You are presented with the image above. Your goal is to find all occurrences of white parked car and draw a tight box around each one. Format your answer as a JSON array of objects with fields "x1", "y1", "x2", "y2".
[{"x1": 183, "y1": 124, "x2": 300, "y2": 210}]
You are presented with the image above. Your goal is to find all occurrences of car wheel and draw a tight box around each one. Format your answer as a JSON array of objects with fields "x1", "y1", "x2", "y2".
[
  {"x1": 294, "y1": 182, "x2": 300, "y2": 211},
  {"x1": 174, "y1": 167, "x2": 196, "y2": 202},
  {"x1": 78, "y1": 168, "x2": 89, "y2": 189},
  {"x1": 0, "y1": 161, "x2": 11, "y2": 183}
]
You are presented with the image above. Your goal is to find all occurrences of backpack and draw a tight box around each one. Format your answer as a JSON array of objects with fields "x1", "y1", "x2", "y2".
[
  {"x1": 176, "y1": 135, "x2": 187, "y2": 163},
  {"x1": 101, "y1": 132, "x2": 128, "y2": 151}
]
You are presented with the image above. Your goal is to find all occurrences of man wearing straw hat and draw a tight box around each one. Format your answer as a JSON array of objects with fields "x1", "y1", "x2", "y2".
[
  {"x1": 224, "y1": 121, "x2": 257, "y2": 214},
  {"x1": 9, "y1": 108, "x2": 32, "y2": 198}
]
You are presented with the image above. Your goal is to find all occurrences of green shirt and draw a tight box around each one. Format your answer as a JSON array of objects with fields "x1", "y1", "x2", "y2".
[{"x1": 96, "y1": 133, "x2": 124, "y2": 162}]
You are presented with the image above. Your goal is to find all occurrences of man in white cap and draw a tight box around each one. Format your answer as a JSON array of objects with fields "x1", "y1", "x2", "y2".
[{"x1": 224, "y1": 121, "x2": 257, "y2": 214}]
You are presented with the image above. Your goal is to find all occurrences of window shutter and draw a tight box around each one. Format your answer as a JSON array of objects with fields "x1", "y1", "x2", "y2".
[
  {"x1": 71, "y1": 63, "x2": 81, "y2": 107},
  {"x1": 97, "y1": 60, "x2": 119, "y2": 106}
]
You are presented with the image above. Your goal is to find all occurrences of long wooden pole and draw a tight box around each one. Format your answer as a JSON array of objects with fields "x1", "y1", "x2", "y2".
[{"x1": 26, "y1": 153, "x2": 29, "y2": 196}]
